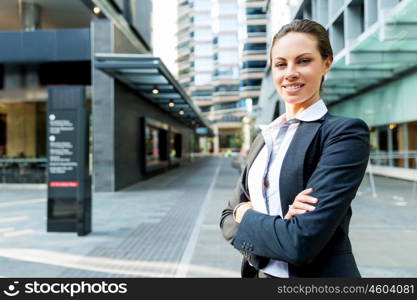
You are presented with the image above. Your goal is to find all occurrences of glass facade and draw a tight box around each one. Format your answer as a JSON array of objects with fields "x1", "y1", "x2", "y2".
[
  {"x1": 217, "y1": 51, "x2": 239, "y2": 64},
  {"x1": 219, "y1": 133, "x2": 242, "y2": 149},
  {"x1": 177, "y1": 0, "x2": 266, "y2": 154},
  {"x1": 217, "y1": 35, "x2": 238, "y2": 47},
  {"x1": 194, "y1": 44, "x2": 213, "y2": 56},
  {"x1": 194, "y1": 73, "x2": 211, "y2": 85},
  {"x1": 194, "y1": 59, "x2": 213, "y2": 71}
]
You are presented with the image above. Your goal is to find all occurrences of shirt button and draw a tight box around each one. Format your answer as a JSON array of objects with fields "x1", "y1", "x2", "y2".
[{"x1": 263, "y1": 178, "x2": 269, "y2": 188}]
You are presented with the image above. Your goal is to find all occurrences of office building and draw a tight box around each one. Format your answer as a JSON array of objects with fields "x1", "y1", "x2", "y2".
[
  {"x1": 0, "y1": 0, "x2": 211, "y2": 190},
  {"x1": 258, "y1": 0, "x2": 417, "y2": 180},
  {"x1": 176, "y1": 0, "x2": 267, "y2": 154}
]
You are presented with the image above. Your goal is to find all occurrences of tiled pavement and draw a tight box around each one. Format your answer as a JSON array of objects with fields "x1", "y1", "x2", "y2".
[
  {"x1": 0, "y1": 156, "x2": 416, "y2": 277},
  {"x1": 0, "y1": 156, "x2": 241, "y2": 278}
]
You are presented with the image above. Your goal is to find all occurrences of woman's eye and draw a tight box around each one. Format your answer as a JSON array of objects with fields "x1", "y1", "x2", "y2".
[
  {"x1": 275, "y1": 63, "x2": 285, "y2": 68},
  {"x1": 299, "y1": 59, "x2": 310, "y2": 64}
]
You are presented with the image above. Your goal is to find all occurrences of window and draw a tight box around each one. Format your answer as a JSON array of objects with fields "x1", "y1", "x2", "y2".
[
  {"x1": 192, "y1": 90, "x2": 212, "y2": 97},
  {"x1": 213, "y1": 67, "x2": 239, "y2": 78},
  {"x1": 194, "y1": 29, "x2": 212, "y2": 41},
  {"x1": 194, "y1": 0, "x2": 211, "y2": 11},
  {"x1": 145, "y1": 125, "x2": 168, "y2": 168},
  {"x1": 240, "y1": 79, "x2": 262, "y2": 87},
  {"x1": 214, "y1": 85, "x2": 239, "y2": 92},
  {"x1": 169, "y1": 132, "x2": 182, "y2": 161},
  {"x1": 200, "y1": 106, "x2": 211, "y2": 112},
  {"x1": 247, "y1": 25, "x2": 266, "y2": 33},
  {"x1": 194, "y1": 74, "x2": 211, "y2": 85},
  {"x1": 243, "y1": 43, "x2": 267, "y2": 51},
  {"x1": 219, "y1": 133, "x2": 242, "y2": 149},
  {"x1": 212, "y1": 2, "x2": 237, "y2": 17},
  {"x1": 194, "y1": 59, "x2": 213, "y2": 71},
  {"x1": 194, "y1": 44, "x2": 213, "y2": 56},
  {"x1": 218, "y1": 51, "x2": 238, "y2": 64},
  {"x1": 194, "y1": 14, "x2": 211, "y2": 26},
  {"x1": 218, "y1": 35, "x2": 238, "y2": 47},
  {"x1": 246, "y1": 7, "x2": 264, "y2": 15},
  {"x1": 241, "y1": 61, "x2": 266, "y2": 69},
  {"x1": 219, "y1": 2, "x2": 237, "y2": 14},
  {"x1": 213, "y1": 19, "x2": 238, "y2": 32}
]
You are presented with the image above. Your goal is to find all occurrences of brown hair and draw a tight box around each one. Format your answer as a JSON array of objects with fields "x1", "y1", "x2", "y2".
[{"x1": 270, "y1": 19, "x2": 333, "y2": 93}]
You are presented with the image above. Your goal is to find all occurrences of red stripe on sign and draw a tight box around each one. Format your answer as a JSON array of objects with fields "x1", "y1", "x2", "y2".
[{"x1": 49, "y1": 181, "x2": 79, "y2": 188}]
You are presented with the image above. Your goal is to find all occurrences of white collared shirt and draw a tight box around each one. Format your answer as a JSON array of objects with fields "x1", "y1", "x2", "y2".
[{"x1": 247, "y1": 99, "x2": 328, "y2": 277}]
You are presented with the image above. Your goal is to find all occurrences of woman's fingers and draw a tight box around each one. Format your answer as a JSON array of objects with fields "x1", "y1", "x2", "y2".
[
  {"x1": 295, "y1": 194, "x2": 318, "y2": 204},
  {"x1": 285, "y1": 207, "x2": 307, "y2": 219},
  {"x1": 298, "y1": 188, "x2": 313, "y2": 195},
  {"x1": 285, "y1": 188, "x2": 319, "y2": 219},
  {"x1": 290, "y1": 208, "x2": 306, "y2": 214},
  {"x1": 292, "y1": 202, "x2": 316, "y2": 211}
]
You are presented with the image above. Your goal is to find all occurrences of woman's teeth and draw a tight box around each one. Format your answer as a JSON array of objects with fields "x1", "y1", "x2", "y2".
[{"x1": 286, "y1": 84, "x2": 303, "y2": 90}]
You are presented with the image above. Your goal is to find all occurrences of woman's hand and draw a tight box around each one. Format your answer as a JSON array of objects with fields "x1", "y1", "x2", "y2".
[
  {"x1": 284, "y1": 188, "x2": 318, "y2": 220},
  {"x1": 234, "y1": 202, "x2": 253, "y2": 224}
]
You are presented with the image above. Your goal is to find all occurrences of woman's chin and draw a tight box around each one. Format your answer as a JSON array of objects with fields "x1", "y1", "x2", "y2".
[{"x1": 283, "y1": 96, "x2": 307, "y2": 104}]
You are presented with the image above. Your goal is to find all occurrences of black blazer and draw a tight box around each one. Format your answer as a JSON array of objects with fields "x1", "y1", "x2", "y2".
[{"x1": 220, "y1": 112, "x2": 370, "y2": 277}]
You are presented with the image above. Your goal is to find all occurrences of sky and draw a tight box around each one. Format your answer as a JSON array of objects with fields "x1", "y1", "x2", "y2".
[{"x1": 151, "y1": 0, "x2": 178, "y2": 78}]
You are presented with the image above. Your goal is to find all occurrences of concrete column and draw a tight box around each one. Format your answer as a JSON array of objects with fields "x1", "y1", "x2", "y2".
[
  {"x1": 316, "y1": 0, "x2": 329, "y2": 26},
  {"x1": 19, "y1": 1, "x2": 42, "y2": 31},
  {"x1": 199, "y1": 136, "x2": 206, "y2": 153},
  {"x1": 364, "y1": 0, "x2": 378, "y2": 29},
  {"x1": 213, "y1": 126, "x2": 219, "y2": 155},
  {"x1": 91, "y1": 19, "x2": 115, "y2": 192},
  {"x1": 345, "y1": 2, "x2": 364, "y2": 47},
  {"x1": 242, "y1": 116, "x2": 251, "y2": 156}
]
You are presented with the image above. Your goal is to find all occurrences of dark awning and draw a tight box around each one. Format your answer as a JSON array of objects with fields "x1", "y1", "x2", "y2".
[{"x1": 94, "y1": 53, "x2": 213, "y2": 136}]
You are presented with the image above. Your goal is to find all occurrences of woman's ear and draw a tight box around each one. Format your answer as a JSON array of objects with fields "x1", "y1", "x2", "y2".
[{"x1": 323, "y1": 56, "x2": 333, "y2": 75}]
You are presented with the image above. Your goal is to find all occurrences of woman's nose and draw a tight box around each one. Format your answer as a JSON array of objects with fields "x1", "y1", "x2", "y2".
[
  {"x1": 285, "y1": 71, "x2": 299, "y2": 80},
  {"x1": 285, "y1": 63, "x2": 299, "y2": 79}
]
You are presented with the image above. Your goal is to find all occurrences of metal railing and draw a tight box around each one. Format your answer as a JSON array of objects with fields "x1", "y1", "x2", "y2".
[
  {"x1": 230, "y1": 151, "x2": 417, "y2": 202},
  {"x1": 369, "y1": 151, "x2": 417, "y2": 169},
  {"x1": 368, "y1": 151, "x2": 417, "y2": 200},
  {"x1": 0, "y1": 158, "x2": 47, "y2": 183}
]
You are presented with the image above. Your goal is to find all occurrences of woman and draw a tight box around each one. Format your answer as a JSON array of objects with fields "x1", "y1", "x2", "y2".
[{"x1": 220, "y1": 19, "x2": 370, "y2": 278}]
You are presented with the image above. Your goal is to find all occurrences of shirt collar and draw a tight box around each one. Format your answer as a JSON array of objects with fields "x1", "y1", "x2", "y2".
[
  {"x1": 266, "y1": 99, "x2": 328, "y2": 131},
  {"x1": 296, "y1": 99, "x2": 328, "y2": 122}
]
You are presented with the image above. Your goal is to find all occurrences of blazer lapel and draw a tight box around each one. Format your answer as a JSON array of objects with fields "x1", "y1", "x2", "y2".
[
  {"x1": 279, "y1": 117, "x2": 326, "y2": 216},
  {"x1": 243, "y1": 133, "x2": 265, "y2": 198},
  {"x1": 246, "y1": 133, "x2": 265, "y2": 171}
]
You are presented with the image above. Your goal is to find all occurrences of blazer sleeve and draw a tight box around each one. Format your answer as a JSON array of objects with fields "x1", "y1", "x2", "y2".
[
  {"x1": 232, "y1": 118, "x2": 370, "y2": 266},
  {"x1": 220, "y1": 163, "x2": 249, "y2": 244}
]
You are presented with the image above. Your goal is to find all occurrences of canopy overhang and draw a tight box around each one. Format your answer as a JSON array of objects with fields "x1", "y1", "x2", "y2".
[
  {"x1": 94, "y1": 53, "x2": 213, "y2": 136},
  {"x1": 322, "y1": 0, "x2": 417, "y2": 104}
]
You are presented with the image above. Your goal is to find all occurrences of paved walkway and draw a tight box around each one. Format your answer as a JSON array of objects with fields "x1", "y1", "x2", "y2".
[
  {"x1": 0, "y1": 156, "x2": 416, "y2": 277},
  {"x1": 0, "y1": 156, "x2": 241, "y2": 278}
]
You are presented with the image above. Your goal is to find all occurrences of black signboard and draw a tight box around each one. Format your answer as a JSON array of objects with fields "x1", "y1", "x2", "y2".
[{"x1": 47, "y1": 86, "x2": 91, "y2": 236}]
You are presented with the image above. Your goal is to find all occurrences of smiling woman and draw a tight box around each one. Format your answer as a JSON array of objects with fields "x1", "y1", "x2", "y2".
[
  {"x1": 269, "y1": 21, "x2": 333, "y2": 119},
  {"x1": 220, "y1": 19, "x2": 370, "y2": 278}
]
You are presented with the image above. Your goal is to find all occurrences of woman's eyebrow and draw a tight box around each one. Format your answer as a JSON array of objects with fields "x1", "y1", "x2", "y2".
[{"x1": 273, "y1": 52, "x2": 313, "y2": 60}]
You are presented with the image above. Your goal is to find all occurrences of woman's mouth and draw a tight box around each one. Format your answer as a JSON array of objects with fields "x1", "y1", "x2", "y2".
[{"x1": 283, "y1": 84, "x2": 305, "y2": 94}]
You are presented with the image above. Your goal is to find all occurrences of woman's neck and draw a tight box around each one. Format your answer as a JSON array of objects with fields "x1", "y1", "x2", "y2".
[{"x1": 285, "y1": 96, "x2": 321, "y2": 119}]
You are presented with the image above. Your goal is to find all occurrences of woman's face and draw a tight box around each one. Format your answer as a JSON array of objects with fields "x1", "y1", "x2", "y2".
[{"x1": 270, "y1": 32, "x2": 332, "y2": 106}]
